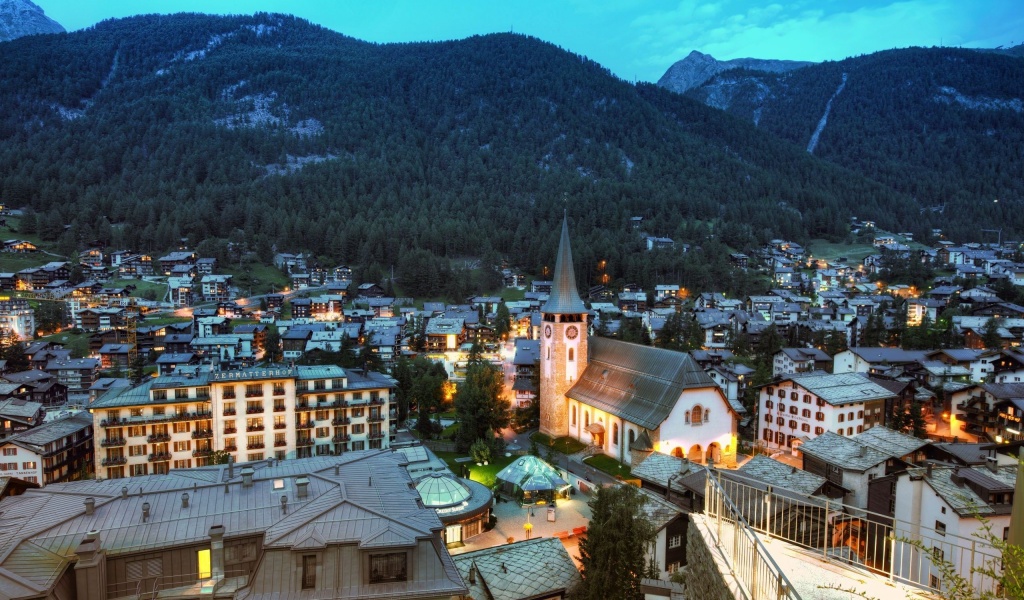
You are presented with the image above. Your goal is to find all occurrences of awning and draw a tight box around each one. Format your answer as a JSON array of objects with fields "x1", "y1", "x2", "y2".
[{"x1": 584, "y1": 422, "x2": 605, "y2": 434}]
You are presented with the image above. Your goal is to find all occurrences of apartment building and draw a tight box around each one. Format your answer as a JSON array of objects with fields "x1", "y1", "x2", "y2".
[
  {"x1": 91, "y1": 365, "x2": 396, "y2": 480},
  {"x1": 0, "y1": 412, "x2": 93, "y2": 485}
]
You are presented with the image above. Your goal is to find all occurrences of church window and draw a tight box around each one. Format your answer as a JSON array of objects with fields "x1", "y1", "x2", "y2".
[
  {"x1": 571, "y1": 406, "x2": 577, "y2": 426},
  {"x1": 685, "y1": 410, "x2": 690, "y2": 424},
  {"x1": 568, "y1": 348, "x2": 574, "y2": 361},
  {"x1": 584, "y1": 412, "x2": 590, "y2": 428},
  {"x1": 704, "y1": 409, "x2": 710, "y2": 422},
  {"x1": 612, "y1": 423, "x2": 619, "y2": 446},
  {"x1": 628, "y1": 430, "x2": 635, "y2": 446}
]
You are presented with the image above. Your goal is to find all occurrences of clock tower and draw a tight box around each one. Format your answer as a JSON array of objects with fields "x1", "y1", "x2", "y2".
[{"x1": 539, "y1": 215, "x2": 588, "y2": 438}]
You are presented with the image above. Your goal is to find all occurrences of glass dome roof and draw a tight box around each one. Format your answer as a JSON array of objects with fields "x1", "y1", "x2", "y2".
[{"x1": 416, "y1": 473, "x2": 472, "y2": 508}]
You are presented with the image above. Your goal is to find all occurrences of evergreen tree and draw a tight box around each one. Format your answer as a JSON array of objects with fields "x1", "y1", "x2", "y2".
[
  {"x1": 0, "y1": 331, "x2": 29, "y2": 372},
  {"x1": 909, "y1": 402, "x2": 927, "y2": 438},
  {"x1": 982, "y1": 318, "x2": 1003, "y2": 349},
  {"x1": 577, "y1": 484, "x2": 657, "y2": 600},
  {"x1": 454, "y1": 358, "x2": 509, "y2": 452},
  {"x1": 262, "y1": 326, "x2": 282, "y2": 363},
  {"x1": 889, "y1": 405, "x2": 908, "y2": 433},
  {"x1": 494, "y1": 301, "x2": 512, "y2": 341}
]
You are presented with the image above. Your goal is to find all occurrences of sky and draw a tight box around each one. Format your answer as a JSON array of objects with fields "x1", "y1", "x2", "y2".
[{"x1": 39, "y1": 1, "x2": 1024, "y2": 83}]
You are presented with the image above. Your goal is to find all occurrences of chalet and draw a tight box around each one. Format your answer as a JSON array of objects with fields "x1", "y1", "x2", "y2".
[
  {"x1": 87, "y1": 377, "x2": 130, "y2": 403},
  {"x1": 265, "y1": 293, "x2": 285, "y2": 312},
  {"x1": 195, "y1": 257, "x2": 217, "y2": 274},
  {"x1": 646, "y1": 236, "x2": 674, "y2": 250},
  {"x1": 98, "y1": 343, "x2": 133, "y2": 370},
  {"x1": 356, "y1": 282, "x2": 385, "y2": 298},
  {"x1": 617, "y1": 291, "x2": 647, "y2": 312},
  {"x1": 425, "y1": 318, "x2": 466, "y2": 353},
  {"x1": 0, "y1": 412, "x2": 93, "y2": 486},
  {"x1": 3, "y1": 239, "x2": 37, "y2": 252},
  {"x1": 290, "y1": 271, "x2": 310, "y2": 289},
  {"x1": 729, "y1": 253, "x2": 749, "y2": 268},
  {"x1": 832, "y1": 347, "x2": 929, "y2": 375},
  {"x1": 0, "y1": 398, "x2": 43, "y2": 436},
  {"x1": 45, "y1": 357, "x2": 100, "y2": 393},
  {"x1": 200, "y1": 274, "x2": 232, "y2": 302},
  {"x1": 773, "y1": 347, "x2": 833, "y2": 377},
  {"x1": 950, "y1": 382, "x2": 1024, "y2": 443},
  {"x1": 154, "y1": 352, "x2": 200, "y2": 376},
  {"x1": 453, "y1": 538, "x2": 580, "y2": 599},
  {"x1": 158, "y1": 250, "x2": 196, "y2": 275},
  {"x1": 365, "y1": 297, "x2": 395, "y2": 318},
  {"x1": 290, "y1": 297, "x2": 312, "y2": 319}
]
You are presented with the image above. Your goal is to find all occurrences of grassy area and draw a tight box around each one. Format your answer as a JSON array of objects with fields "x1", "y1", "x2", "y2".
[
  {"x1": 583, "y1": 454, "x2": 631, "y2": 479},
  {"x1": 40, "y1": 329, "x2": 92, "y2": 358},
  {"x1": 441, "y1": 421, "x2": 459, "y2": 438},
  {"x1": 805, "y1": 239, "x2": 876, "y2": 263},
  {"x1": 530, "y1": 432, "x2": 586, "y2": 455},
  {"x1": 0, "y1": 216, "x2": 46, "y2": 248},
  {"x1": 434, "y1": 450, "x2": 517, "y2": 488},
  {"x1": 108, "y1": 278, "x2": 167, "y2": 300},
  {"x1": 223, "y1": 262, "x2": 288, "y2": 296}
]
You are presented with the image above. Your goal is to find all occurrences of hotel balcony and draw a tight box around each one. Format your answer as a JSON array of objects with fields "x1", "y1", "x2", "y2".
[
  {"x1": 101, "y1": 456, "x2": 127, "y2": 466},
  {"x1": 148, "y1": 452, "x2": 171, "y2": 462},
  {"x1": 147, "y1": 434, "x2": 171, "y2": 443},
  {"x1": 100, "y1": 437, "x2": 127, "y2": 447}
]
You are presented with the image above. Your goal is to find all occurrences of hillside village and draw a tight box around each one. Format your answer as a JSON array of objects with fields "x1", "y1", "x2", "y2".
[{"x1": 0, "y1": 212, "x2": 1022, "y2": 599}]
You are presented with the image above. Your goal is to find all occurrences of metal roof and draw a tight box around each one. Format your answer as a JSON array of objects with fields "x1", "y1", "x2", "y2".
[
  {"x1": 567, "y1": 337, "x2": 721, "y2": 430},
  {"x1": 1, "y1": 413, "x2": 91, "y2": 451},
  {"x1": 453, "y1": 537, "x2": 580, "y2": 600},
  {"x1": 784, "y1": 372, "x2": 896, "y2": 406},
  {"x1": 540, "y1": 216, "x2": 587, "y2": 314}
]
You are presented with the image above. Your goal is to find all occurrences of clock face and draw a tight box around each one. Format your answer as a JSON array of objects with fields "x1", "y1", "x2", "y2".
[
  {"x1": 544, "y1": 325, "x2": 552, "y2": 338},
  {"x1": 566, "y1": 325, "x2": 579, "y2": 340}
]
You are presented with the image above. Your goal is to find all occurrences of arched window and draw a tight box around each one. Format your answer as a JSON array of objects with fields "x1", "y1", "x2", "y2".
[
  {"x1": 685, "y1": 410, "x2": 690, "y2": 423},
  {"x1": 612, "y1": 423, "x2": 619, "y2": 446},
  {"x1": 692, "y1": 405, "x2": 702, "y2": 426},
  {"x1": 584, "y1": 412, "x2": 590, "y2": 428},
  {"x1": 628, "y1": 429, "x2": 635, "y2": 446},
  {"x1": 704, "y1": 409, "x2": 710, "y2": 422},
  {"x1": 568, "y1": 348, "x2": 574, "y2": 361},
  {"x1": 571, "y1": 405, "x2": 577, "y2": 426}
]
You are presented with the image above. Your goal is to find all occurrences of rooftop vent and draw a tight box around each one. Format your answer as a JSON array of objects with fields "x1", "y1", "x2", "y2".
[
  {"x1": 986, "y1": 456, "x2": 999, "y2": 473},
  {"x1": 121, "y1": 486, "x2": 128, "y2": 500},
  {"x1": 241, "y1": 467, "x2": 254, "y2": 488},
  {"x1": 280, "y1": 495, "x2": 288, "y2": 515},
  {"x1": 227, "y1": 456, "x2": 234, "y2": 479},
  {"x1": 181, "y1": 493, "x2": 190, "y2": 509},
  {"x1": 142, "y1": 502, "x2": 150, "y2": 522},
  {"x1": 84, "y1": 497, "x2": 95, "y2": 515}
]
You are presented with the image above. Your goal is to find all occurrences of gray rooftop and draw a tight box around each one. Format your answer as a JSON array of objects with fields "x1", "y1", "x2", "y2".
[
  {"x1": 845, "y1": 347, "x2": 930, "y2": 364},
  {"x1": 784, "y1": 372, "x2": 896, "y2": 406},
  {"x1": 453, "y1": 537, "x2": 580, "y2": 600},
  {"x1": 798, "y1": 431, "x2": 890, "y2": 472},
  {"x1": 735, "y1": 455, "x2": 827, "y2": 496},
  {"x1": 1, "y1": 412, "x2": 91, "y2": 452},
  {"x1": 854, "y1": 426, "x2": 930, "y2": 458},
  {"x1": 631, "y1": 451, "x2": 701, "y2": 493},
  {"x1": 637, "y1": 487, "x2": 684, "y2": 531},
  {"x1": 567, "y1": 338, "x2": 725, "y2": 430},
  {"x1": 910, "y1": 464, "x2": 1017, "y2": 516},
  {"x1": 540, "y1": 216, "x2": 588, "y2": 315}
]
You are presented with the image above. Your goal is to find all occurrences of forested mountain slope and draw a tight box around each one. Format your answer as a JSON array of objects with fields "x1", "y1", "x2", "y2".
[
  {"x1": 0, "y1": 13, "x2": 938, "y2": 290},
  {"x1": 682, "y1": 46, "x2": 1024, "y2": 241}
]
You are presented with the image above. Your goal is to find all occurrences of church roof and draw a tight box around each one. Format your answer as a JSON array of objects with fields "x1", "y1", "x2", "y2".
[
  {"x1": 566, "y1": 337, "x2": 722, "y2": 430},
  {"x1": 541, "y1": 216, "x2": 587, "y2": 314}
]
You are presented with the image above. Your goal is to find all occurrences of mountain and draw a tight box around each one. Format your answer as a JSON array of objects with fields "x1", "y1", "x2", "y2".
[
  {"x1": 0, "y1": 14, "x2": 962, "y2": 295},
  {"x1": 0, "y1": 0, "x2": 63, "y2": 42},
  {"x1": 674, "y1": 47, "x2": 1024, "y2": 242},
  {"x1": 657, "y1": 50, "x2": 812, "y2": 94}
]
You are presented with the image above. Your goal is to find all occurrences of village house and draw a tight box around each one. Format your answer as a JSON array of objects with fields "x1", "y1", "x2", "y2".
[
  {"x1": 0, "y1": 298, "x2": 35, "y2": 339},
  {"x1": 773, "y1": 347, "x2": 833, "y2": 377},
  {"x1": 0, "y1": 412, "x2": 93, "y2": 486}
]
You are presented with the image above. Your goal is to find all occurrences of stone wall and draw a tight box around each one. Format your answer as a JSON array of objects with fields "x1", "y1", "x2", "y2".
[{"x1": 683, "y1": 513, "x2": 743, "y2": 599}]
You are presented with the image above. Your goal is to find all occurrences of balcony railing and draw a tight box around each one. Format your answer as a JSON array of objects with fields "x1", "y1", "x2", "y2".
[
  {"x1": 192, "y1": 430, "x2": 213, "y2": 439},
  {"x1": 100, "y1": 437, "x2": 126, "y2": 447},
  {"x1": 296, "y1": 402, "x2": 312, "y2": 410},
  {"x1": 246, "y1": 425, "x2": 265, "y2": 432},
  {"x1": 296, "y1": 438, "x2": 314, "y2": 447},
  {"x1": 332, "y1": 433, "x2": 351, "y2": 443},
  {"x1": 101, "y1": 456, "x2": 127, "y2": 466},
  {"x1": 223, "y1": 408, "x2": 237, "y2": 416},
  {"x1": 368, "y1": 415, "x2": 385, "y2": 423},
  {"x1": 224, "y1": 445, "x2": 237, "y2": 452},
  {"x1": 272, "y1": 387, "x2": 286, "y2": 396},
  {"x1": 369, "y1": 431, "x2": 385, "y2": 439},
  {"x1": 332, "y1": 417, "x2": 350, "y2": 425},
  {"x1": 274, "y1": 440, "x2": 287, "y2": 447},
  {"x1": 224, "y1": 427, "x2": 237, "y2": 434},
  {"x1": 148, "y1": 452, "x2": 171, "y2": 462},
  {"x1": 192, "y1": 449, "x2": 213, "y2": 458},
  {"x1": 245, "y1": 390, "x2": 264, "y2": 398},
  {"x1": 274, "y1": 422, "x2": 286, "y2": 430},
  {"x1": 296, "y1": 422, "x2": 314, "y2": 429},
  {"x1": 248, "y1": 442, "x2": 265, "y2": 449},
  {"x1": 147, "y1": 434, "x2": 171, "y2": 443},
  {"x1": 331, "y1": 399, "x2": 349, "y2": 408},
  {"x1": 246, "y1": 406, "x2": 264, "y2": 414},
  {"x1": 370, "y1": 398, "x2": 385, "y2": 405},
  {"x1": 273, "y1": 405, "x2": 286, "y2": 412}
]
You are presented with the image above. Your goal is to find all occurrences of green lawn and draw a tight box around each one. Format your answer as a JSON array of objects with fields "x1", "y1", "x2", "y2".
[
  {"x1": 108, "y1": 278, "x2": 167, "y2": 300},
  {"x1": 223, "y1": 262, "x2": 288, "y2": 296},
  {"x1": 583, "y1": 454, "x2": 631, "y2": 479},
  {"x1": 805, "y1": 239, "x2": 876, "y2": 263},
  {"x1": 434, "y1": 450, "x2": 517, "y2": 488},
  {"x1": 40, "y1": 329, "x2": 92, "y2": 358},
  {"x1": 530, "y1": 432, "x2": 586, "y2": 455},
  {"x1": 0, "y1": 251, "x2": 55, "y2": 271}
]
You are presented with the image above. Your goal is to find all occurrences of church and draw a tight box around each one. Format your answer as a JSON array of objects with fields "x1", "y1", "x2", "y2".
[{"x1": 539, "y1": 217, "x2": 738, "y2": 467}]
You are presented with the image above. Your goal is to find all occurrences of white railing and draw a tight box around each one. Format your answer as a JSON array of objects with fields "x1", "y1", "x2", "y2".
[
  {"x1": 704, "y1": 471, "x2": 1003, "y2": 596},
  {"x1": 703, "y1": 471, "x2": 802, "y2": 600}
]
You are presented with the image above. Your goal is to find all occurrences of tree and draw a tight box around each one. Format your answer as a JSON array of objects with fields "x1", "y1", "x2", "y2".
[
  {"x1": 128, "y1": 352, "x2": 147, "y2": 386},
  {"x1": 982, "y1": 318, "x2": 1003, "y2": 350},
  {"x1": 454, "y1": 358, "x2": 510, "y2": 452},
  {"x1": 34, "y1": 301, "x2": 66, "y2": 336},
  {"x1": 262, "y1": 326, "x2": 282, "y2": 363},
  {"x1": 889, "y1": 405, "x2": 908, "y2": 433},
  {"x1": 0, "y1": 331, "x2": 29, "y2": 372},
  {"x1": 577, "y1": 484, "x2": 658, "y2": 600},
  {"x1": 494, "y1": 301, "x2": 512, "y2": 340},
  {"x1": 909, "y1": 402, "x2": 927, "y2": 438}
]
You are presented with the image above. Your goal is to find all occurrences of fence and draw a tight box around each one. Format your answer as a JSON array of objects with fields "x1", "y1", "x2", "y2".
[
  {"x1": 703, "y1": 471, "x2": 1003, "y2": 597},
  {"x1": 107, "y1": 568, "x2": 249, "y2": 599}
]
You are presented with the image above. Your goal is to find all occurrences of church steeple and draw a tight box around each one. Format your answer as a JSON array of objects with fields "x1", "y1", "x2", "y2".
[{"x1": 542, "y1": 214, "x2": 587, "y2": 315}]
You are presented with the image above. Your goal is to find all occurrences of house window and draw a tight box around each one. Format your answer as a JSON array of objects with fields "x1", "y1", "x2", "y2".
[
  {"x1": 369, "y1": 553, "x2": 408, "y2": 583},
  {"x1": 930, "y1": 575, "x2": 941, "y2": 590},
  {"x1": 776, "y1": 417, "x2": 784, "y2": 425},
  {"x1": 790, "y1": 392, "x2": 798, "y2": 400},
  {"x1": 765, "y1": 414, "x2": 772, "y2": 423},
  {"x1": 668, "y1": 534, "x2": 682, "y2": 549},
  {"x1": 789, "y1": 406, "x2": 798, "y2": 415},
  {"x1": 857, "y1": 410, "x2": 864, "y2": 419},
  {"x1": 584, "y1": 412, "x2": 590, "y2": 428},
  {"x1": 22, "y1": 461, "x2": 36, "y2": 470},
  {"x1": 838, "y1": 414, "x2": 845, "y2": 423},
  {"x1": 816, "y1": 412, "x2": 825, "y2": 421},
  {"x1": 778, "y1": 389, "x2": 785, "y2": 398},
  {"x1": 802, "y1": 409, "x2": 811, "y2": 417},
  {"x1": 815, "y1": 427, "x2": 824, "y2": 435},
  {"x1": 1, "y1": 448, "x2": 15, "y2": 456},
  {"x1": 779, "y1": 403, "x2": 786, "y2": 412},
  {"x1": 130, "y1": 464, "x2": 148, "y2": 476},
  {"x1": 302, "y1": 555, "x2": 317, "y2": 589},
  {"x1": 803, "y1": 394, "x2": 812, "y2": 404},
  {"x1": 766, "y1": 400, "x2": 774, "y2": 410},
  {"x1": 801, "y1": 424, "x2": 810, "y2": 432},
  {"x1": 789, "y1": 420, "x2": 797, "y2": 429}
]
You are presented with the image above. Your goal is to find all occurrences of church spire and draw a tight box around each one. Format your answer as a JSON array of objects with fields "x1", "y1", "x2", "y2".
[{"x1": 541, "y1": 214, "x2": 588, "y2": 314}]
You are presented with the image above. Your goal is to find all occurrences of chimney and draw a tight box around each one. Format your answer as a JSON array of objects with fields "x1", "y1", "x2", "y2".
[
  {"x1": 74, "y1": 531, "x2": 107, "y2": 600},
  {"x1": 858, "y1": 445, "x2": 867, "y2": 457},
  {"x1": 926, "y1": 463, "x2": 933, "y2": 478},
  {"x1": 334, "y1": 464, "x2": 340, "y2": 476},
  {"x1": 141, "y1": 502, "x2": 150, "y2": 522},
  {"x1": 296, "y1": 476, "x2": 309, "y2": 499},
  {"x1": 986, "y1": 456, "x2": 999, "y2": 473},
  {"x1": 181, "y1": 493, "x2": 190, "y2": 509},
  {"x1": 281, "y1": 495, "x2": 288, "y2": 515},
  {"x1": 468, "y1": 564, "x2": 476, "y2": 584},
  {"x1": 84, "y1": 497, "x2": 95, "y2": 515},
  {"x1": 227, "y1": 456, "x2": 234, "y2": 479},
  {"x1": 241, "y1": 466, "x2": 254, "y2": 488},
  {"x1": 121, "y1": 486, "x2": 128, "y2": 500},
  {"x1": 208, "y1": 525, "x2": 225, "y2": 580}
]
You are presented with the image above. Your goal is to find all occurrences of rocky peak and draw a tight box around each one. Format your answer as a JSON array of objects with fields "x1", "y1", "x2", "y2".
[
  {"x1": 657, "y1": 50, "x2": 813, "y2": 93},
  {"x1": 0, "y1": 0, "x2": 64, "y2": 43}
]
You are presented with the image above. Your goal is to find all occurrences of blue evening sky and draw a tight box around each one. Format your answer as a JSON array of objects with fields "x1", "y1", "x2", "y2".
[{"x1": 40, "y1": 1, "x2": 1023, "y2": 82}]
